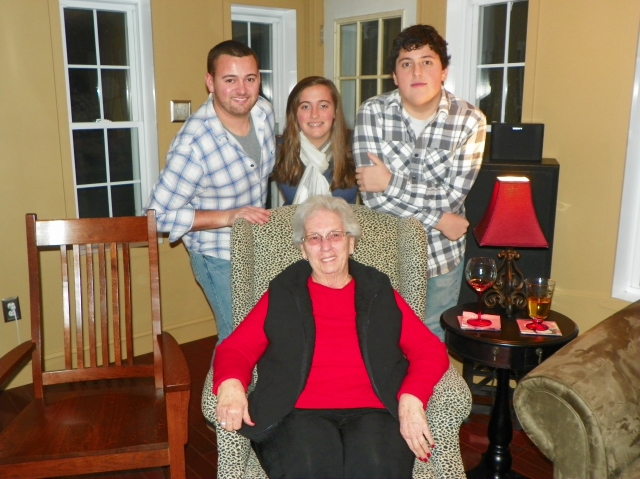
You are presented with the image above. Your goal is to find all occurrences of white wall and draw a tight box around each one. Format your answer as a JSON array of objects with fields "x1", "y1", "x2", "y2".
[{"x1": 323, "y1": 0, "x2": 417, "y2": 79}]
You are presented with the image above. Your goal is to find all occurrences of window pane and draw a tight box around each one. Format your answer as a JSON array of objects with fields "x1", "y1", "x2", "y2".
[
  {"x1": 361, "y1": 79, "x2": 377, "y2": 104},
  {"x1": 101, "y1": 69, "x2": 130, "y2": 121},
  {"x1": 257, "y1": 71, "x2": 273, "y2": 104},
  {"x1": 340, "y1": 80, "x2": 356, "y2": 129},
  {"x1": 477, "y1": 67, "x2": 504, "y2": 123},
  {"x1": 382, "y1": 77, "x2": 396, "y2": 93},
  {"x1": 508, "y1": 1, "x2": 529, "y2": 63},
  {"x1": 251, "y1": 23, "x2": 272, "y2": 70},
  {"x1": 479, "y1": 4, "x2": 507, "y2": 64},
  {"x1": 111, "y1": 184, "x2": 137, "y2": 217},
  {"x1": 73, "y1": 130, "x2": 106, "y2": 184},
  {"x1": 340, "y1": 24, "x2": 357, "y2": 76},
  {"x1": 360, "y1": 21, "x2": 378, "y2": 75},
  {"x1": 108, "y1": 128, "x2": 137, "y2": 182},
  {"x1": 64, "y1": 9, "x2": 96, "y2": 65},
  {"x1": 78, "y1": 186, "x2": 109, "y2": 218},
  {"x1": 97, "y1": 11, "x2": 128, "y2": 66},
  {"x1": 505, "y1": 66, "x2": 525, "y2": 122},
  {"x1": 232, "y1": 21, "x2": 248, "y2": 45},
  {"x1": 69, "y1": 68, "x2": 100, "y2": 122},
  {"x1": 383, "y1": 18, "x2": 402, "y2": 74}
]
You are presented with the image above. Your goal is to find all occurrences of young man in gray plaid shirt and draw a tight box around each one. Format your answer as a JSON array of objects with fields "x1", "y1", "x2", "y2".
[{"x1": 353, "y1": 25, "x2": 486, "y2": 341}]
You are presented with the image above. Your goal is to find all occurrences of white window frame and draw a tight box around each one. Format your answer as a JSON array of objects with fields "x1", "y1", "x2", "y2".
[
  {"x1": 231, "y1": 5, "x2": 297, "y2": 134},
  {"x1": 446, "y1": 0, "x2": 528, "y2": 122},
  {"x1": 613, "y1": 32, "x2": 640, "y2": 302},
  {"x1": 59, "y1": 0, "x2": 158, "y2": 218},
  {"x1": 333, "y1": 10, "x2": 405, "y2": 121}
]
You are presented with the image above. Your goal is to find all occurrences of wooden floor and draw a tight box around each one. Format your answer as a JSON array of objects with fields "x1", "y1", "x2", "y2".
[{"x1": 0, "y1": 335, "x2": 552, "y2": 479}]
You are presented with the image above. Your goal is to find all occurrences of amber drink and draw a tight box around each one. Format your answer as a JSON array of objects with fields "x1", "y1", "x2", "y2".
[{"x1": 524, "y1": 278, "x2": 556, "y2": 331}]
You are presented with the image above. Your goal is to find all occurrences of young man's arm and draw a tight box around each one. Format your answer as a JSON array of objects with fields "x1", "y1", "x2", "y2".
[{"x1": 146, "y1": 142, "x2": 206, "y2": 243}]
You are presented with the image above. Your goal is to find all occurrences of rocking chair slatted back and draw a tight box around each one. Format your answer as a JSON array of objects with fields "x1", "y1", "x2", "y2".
[{"x1": 26, "y1": 211, "x2": 162, "y2": 397}]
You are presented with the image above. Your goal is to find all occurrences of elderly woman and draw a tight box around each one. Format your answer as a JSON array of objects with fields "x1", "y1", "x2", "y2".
[{"x1": 213, "y1": 196, "x2": 449, "y2": 479}]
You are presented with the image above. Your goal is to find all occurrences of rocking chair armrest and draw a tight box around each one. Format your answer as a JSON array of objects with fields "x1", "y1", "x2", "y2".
[
  {"x1": 0, "y1": 340, "x2": 35, "y2": 386},
  {"x1": 158, "y1": 332, "x2": 191, "y2": 393}
]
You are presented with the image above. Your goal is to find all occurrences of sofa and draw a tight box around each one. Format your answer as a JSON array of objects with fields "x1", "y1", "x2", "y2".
[{"x1": 513, "y1": 300, "x2": 640, "y2": 479}]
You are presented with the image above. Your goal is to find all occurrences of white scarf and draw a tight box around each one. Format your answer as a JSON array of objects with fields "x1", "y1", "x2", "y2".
[{"x1": 292, "y1": 132, "x2": 331, "y2": 205}]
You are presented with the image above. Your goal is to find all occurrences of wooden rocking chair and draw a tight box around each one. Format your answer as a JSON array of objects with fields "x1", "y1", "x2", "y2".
[{"x1": 0, "y1": 210, "x2": 190, "y2": 479}]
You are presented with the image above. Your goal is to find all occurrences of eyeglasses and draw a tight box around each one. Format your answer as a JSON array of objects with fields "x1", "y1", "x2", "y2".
[{"x1": 303, "y1": 230, "x2": 349, "y2": 246}]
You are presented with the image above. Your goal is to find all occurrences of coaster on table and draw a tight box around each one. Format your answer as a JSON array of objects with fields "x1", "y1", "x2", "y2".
[
  {"x1": 516, "y1": 319, "x2": 562, "y2": 336},
  {"x1": 458, "y1": 311, "x2": 502, "y2": 331}
]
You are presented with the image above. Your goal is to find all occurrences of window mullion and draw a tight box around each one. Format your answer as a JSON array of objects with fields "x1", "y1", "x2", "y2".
[
  {"x1": 500, "y1": 2, "x2": 513, "y2": 123},
  {"x1": 93, "y1": 10, "x2": 105, "y2": 121},
  {"x1": 377, "y1": 18, "x2": 384, "y2": 95},
  {"x1": 355, "y1": 21, "x2": 362, "y2": 108}
]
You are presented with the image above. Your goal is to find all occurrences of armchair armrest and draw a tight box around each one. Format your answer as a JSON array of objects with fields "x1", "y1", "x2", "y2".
[
  {"x1": 0, "y1": 341, "x2": 34, "y2": 386},
  {"x1": 202, "y1": 368, "x2": 256, "y2": 479},
  {"x1": 158, "y1": 332, "x2": 190, "y2": 393},
  {"x1": 418, "y1": 364, "x2": 472, "y2": 479},
  {"x1": 514, "y1": 302, "x2": 640, "y2": 479}
]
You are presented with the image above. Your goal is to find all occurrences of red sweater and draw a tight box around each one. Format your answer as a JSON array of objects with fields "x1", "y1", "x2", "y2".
[{"x1": 213, "y1": 278, "x2": 449, "y2": 408}]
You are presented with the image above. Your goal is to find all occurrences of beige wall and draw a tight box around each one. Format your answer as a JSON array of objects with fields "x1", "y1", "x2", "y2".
[
  {"x1": 521, "y1": 0, "x2": 637, "y2": 331},
  {"x1": 417, "y1": 0, "x2": 447, "y2": 34},
  {"x1": 0, "y1": 0, "x2": 323, "y2": 388},
  {"x1": 1, "y1": 0, "x2": 638, "y2": 388}
]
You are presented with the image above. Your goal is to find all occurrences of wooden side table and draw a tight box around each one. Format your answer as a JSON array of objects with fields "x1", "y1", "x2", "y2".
[{"x1": 441, "y1": 304, "x2": 578, "y2": 479}]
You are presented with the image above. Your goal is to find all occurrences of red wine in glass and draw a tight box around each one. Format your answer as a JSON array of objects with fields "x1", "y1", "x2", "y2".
[{"x1": 465, "y1": 257, "x2": 497, "y2": 327}]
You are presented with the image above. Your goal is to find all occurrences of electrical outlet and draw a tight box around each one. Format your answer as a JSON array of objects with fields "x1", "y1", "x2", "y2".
[{"x1": 2, "y1": 297, "x2": 21, "y2": 322}]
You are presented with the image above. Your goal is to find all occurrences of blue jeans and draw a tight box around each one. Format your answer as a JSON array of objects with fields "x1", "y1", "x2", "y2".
[
  {"x1": 188, "y1": 251, "x2": 233, "y2": 344},
  {"x1": 425, "y1": 260, "x2": 464, "y2": 341}
]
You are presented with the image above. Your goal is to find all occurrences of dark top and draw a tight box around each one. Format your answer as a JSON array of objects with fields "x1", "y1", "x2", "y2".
[
  {"x1": 278, "y1": 163, "x2": 358, "y2": 205},
  {"x1": 236, "y1": 259, "x2": 409, "y2": 442}
]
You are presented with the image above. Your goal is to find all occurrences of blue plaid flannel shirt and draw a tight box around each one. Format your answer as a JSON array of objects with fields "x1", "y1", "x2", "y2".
[{"x1": 146, "y1": 94, "x2": 275, "y2": 260}]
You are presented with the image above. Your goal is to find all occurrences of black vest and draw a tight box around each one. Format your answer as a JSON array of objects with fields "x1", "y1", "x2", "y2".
[{"x1": 239, "y1": 259, "x2": 409, "y2": 442}]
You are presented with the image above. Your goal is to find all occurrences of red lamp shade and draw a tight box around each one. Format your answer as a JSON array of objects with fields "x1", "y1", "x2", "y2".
[{"x1": 473, "y1": 176, "x2": 549, "y2": 248}]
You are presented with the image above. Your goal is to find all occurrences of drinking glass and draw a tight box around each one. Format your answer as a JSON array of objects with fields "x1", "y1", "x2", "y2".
[
  {"x1": 525, "y1": 278, "x2": 556, "y2": 331},
  {"x1": 464, "y1": 257, "x2": 497, "y2": 327}
]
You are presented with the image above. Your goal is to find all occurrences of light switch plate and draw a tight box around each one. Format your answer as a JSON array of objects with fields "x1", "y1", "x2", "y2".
[{"x1": 171, "y1": 100, "x2": 191, "y2": 122}]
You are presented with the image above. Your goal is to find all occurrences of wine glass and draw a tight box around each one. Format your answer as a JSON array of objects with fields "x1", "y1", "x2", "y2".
[
  {"x1": 464, "y1": 257, "x2": 497, "y2": 327},
  {"x1": 525, "y1": 278, "x2": 556, "y2": 331}
]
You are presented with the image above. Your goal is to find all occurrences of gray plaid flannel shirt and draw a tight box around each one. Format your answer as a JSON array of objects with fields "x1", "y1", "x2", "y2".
[{"x1": 353, "y1": 89, "x2": 486, "y2": 277}]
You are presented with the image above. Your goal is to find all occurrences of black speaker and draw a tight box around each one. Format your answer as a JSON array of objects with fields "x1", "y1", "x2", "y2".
[
  {"x1": 490, "y1": 123, "x2": 545, "y2": 162},
  {"x1": 458, "y1": 155, "x2": 560, "y2": 306}
]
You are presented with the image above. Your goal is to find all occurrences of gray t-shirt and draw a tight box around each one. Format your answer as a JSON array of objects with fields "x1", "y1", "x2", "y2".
[{"x1": 227, "y1": 117, "x2": 261, "y2": 167}]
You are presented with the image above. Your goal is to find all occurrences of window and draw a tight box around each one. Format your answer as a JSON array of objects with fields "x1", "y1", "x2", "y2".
[
  {"x1": 613, "y1": 30, "x2": 640, "y2": 302},
  {"x1": 231, "y1": 5, "x2": 297, "y2": 134},
  {"x1": 446, "y1": 0, "x2": 529, "y2": 123},
  {"x1": 60, "y1": 0, "x2": 158, "y2": 218},
  {"x1": 475, "y1": 1, "x2": 528, "y2": 123},
  {"x1": 335, "y1": 12, "x2": 403, "y2": 128}
]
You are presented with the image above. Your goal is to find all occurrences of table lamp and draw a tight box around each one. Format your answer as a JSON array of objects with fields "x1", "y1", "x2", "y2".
[{"x1": 473, "y1": 176, "x2": 549, "y2": 316}]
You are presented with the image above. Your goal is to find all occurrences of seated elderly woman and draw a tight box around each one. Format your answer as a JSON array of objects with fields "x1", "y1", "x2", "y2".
[{"x1": 213, "y1": 195, "x2": 449, "y2": 479}]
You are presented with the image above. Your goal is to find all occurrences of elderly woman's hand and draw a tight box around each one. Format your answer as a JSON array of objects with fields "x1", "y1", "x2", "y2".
[
  {"x1": 398, "y1": 393, "x2": 434, "y2": 462},
  {"x1": 216, "y1": 379, "x2": 254, "y2": 432}
]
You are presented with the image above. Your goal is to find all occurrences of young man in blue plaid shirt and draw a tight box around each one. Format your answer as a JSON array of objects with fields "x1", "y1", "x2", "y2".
[
  {"x1": 146, "y1": 40, "x2": 275, "y2": 344},
  {"x1": 353, "y1": 25, "x2": 486, "y2": 340}
]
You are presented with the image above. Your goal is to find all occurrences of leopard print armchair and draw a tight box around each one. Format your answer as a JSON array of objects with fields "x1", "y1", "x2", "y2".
[{"x1": 201, "y1": 205, "x2": 472, "y2": 479}]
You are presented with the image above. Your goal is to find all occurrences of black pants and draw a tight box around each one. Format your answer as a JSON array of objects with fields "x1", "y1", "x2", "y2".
[{"x1": 251, "y1": 408, "x2": 415, "y2": 479}]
